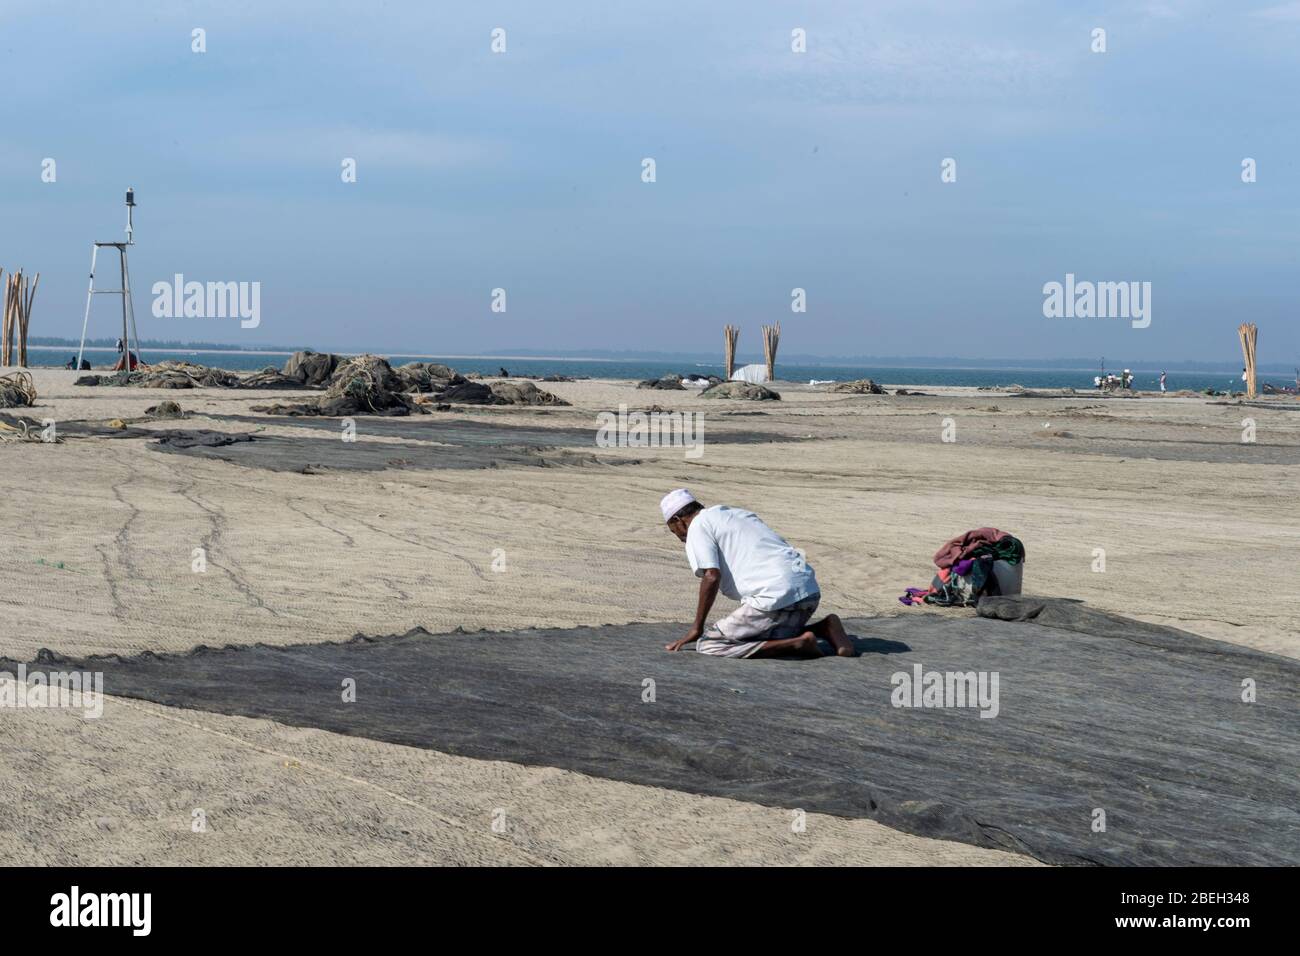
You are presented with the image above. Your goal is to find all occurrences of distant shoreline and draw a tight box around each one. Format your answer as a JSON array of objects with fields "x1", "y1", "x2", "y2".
[
  {"x1": 34, "y1": 346, "x2": 629, "y2": 363},
  {"x1": 16, "y1": 346, "x2": 1292, "y2": 395},
  {"x1": 21, "y1": 346, "x2": 1283, "y2": 377}
]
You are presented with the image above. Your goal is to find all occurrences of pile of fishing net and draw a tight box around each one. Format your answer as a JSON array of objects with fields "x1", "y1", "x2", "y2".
[
  {"x1": 828, "y1": 378, "x2": 886, "y2": 394},
  {"x1": 700, "y1": 381, "x2": 781, "y2": 400},
  {"x1": 306, "y1": 354, "x2": 414, "y2": 415},
  {"x1": 253, "y1": 354, "x2": 434, "y2": 416},
  {"x1": 476, "y1": 380, "x2": 569, "y2": 406},
  {"x1": 0, "y1": 371, "x2": 36, "y2": 408},
  {"x1": 282, "y1": 350, "x2": 342, "y2": 386},
  {"x1": 393, "y1": 361, "x2": 465, "y2": 392},
  {"x1": 75, "y1": 361, "x2": 241, "y2": 389},
  {"x1": 638, "y1": 373, "x2": 722, "y2": 391},
  {"x1": 239, "y1": 366, "x2": 315, "y2": 389},
  {"x1": 278, "y1": 352, "x2": 468, "y2": 395},
  {"x1": 252, "y1": 355, "x2": 570, "y2": 416},
  {"x1": 143, "y1": 401, "x2": 187, "y2": 419},
  {"x1": 638, "y1": 374, "x2": 686, "y2": 390},
  {"x1": 66, "y1": 348, "x2": 570, "y2": 414},
  {"x1": 75, "y1": 357, "x2": 318, "y2": 390}
]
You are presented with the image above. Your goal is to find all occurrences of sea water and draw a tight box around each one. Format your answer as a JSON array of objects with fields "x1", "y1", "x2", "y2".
[{"x1": 22, "y1": 347, "x2": 1278, "y2": 395}]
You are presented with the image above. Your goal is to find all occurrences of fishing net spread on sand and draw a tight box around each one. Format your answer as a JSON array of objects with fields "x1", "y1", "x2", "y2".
[
  {"x1": 0, "y1": 371, "x2": 36, "y2": 408},
  {"x1": 19, "y1": 597, "x2": 1295, "y2": 866}
]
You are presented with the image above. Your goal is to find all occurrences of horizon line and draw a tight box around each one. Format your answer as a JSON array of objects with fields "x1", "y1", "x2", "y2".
[{"x1": 22, "y1": 342, "x2": 1296, "y2": 374}]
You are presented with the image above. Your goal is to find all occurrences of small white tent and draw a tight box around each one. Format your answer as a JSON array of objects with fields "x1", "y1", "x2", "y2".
[{"x1": 730, "y1": 363, "x2": 769, "y2": 384}]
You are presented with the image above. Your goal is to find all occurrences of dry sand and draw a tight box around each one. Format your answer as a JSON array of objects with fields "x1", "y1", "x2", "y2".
[{"x1": 2, "y1": 368, "x2": 1296, "y2": 865}]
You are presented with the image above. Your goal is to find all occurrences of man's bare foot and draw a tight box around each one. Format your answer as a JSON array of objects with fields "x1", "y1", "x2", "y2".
[
  {"x1": 752, "y1": 631, "x2": 827, "y2": 658},
  {"x1": 822, "y1": 614, "x2": 855, "y2": 657}
]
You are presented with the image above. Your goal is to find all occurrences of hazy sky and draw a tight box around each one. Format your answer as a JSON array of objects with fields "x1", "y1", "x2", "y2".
[{"x1": 2, "y1": 0, "x2": 1298, "y2": 362}]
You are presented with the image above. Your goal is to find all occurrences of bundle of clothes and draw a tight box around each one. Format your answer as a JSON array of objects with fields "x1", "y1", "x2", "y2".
[{"x1": 900, "y1": 527, "x2": 1026, "y2": 607}]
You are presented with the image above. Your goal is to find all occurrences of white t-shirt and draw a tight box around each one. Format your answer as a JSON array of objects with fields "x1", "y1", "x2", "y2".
[{"x1": 684, "y1": 505, "x2": 819, "y2": 612}]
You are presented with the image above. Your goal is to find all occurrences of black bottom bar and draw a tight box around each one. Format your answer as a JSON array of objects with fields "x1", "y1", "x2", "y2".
[{"x1": 2, "y1": 866, "x2": 1280, "y2": 941}]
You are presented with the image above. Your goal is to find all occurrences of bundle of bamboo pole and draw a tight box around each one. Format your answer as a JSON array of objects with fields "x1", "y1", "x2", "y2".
[
  {"x1": 2, "y1": 269, "x2": 39, "y2": 368},
  {"x1": 1237, "y1": 322, "x2": 1258, "y2": 400},
  {"x1": 723, "y1": 324, "x2": 739, "y2": 380},
  {"x1": 761, "y1": 323, "x2": 780, "y2": 382}
]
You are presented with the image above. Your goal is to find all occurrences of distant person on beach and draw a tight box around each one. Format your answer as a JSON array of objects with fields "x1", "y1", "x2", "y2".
[
  {"x1": 1160, "y1": 371, "x2": 1167, "y2": 393},
  {"x1": 111, "y1": 337, "x2": 140, "y2": 372},
  {"x1": 659, "y1": 488, "x2": 853, "y2": 658}
]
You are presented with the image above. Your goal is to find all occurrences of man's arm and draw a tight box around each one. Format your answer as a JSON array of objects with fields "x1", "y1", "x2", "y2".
[{"x1": 666, "y1": 568, "x2": 721, "y2": 651}]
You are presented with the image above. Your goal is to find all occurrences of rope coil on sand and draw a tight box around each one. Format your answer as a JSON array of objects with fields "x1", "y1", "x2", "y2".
[
  {"x1": 0, "y1": 371, "x2": 37, "y2": 419},
  {"x1": 0, "y1": 419, "x2": 31, "y2": 442},
  {"x1": 0, "y1": 373, "x2": 55, "y2": 442}
]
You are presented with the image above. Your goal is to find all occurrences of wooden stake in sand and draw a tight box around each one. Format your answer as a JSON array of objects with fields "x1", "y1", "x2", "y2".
[
  {"x1": 1, "y1": 269, "x2": 8, "y2": 367},
  {"x1": 761, "y1": 323, "x2": 781, "y2": 382},
  {"x1": 20, "y1": 272, "x2": 38, "y2": 367},
  {"x1": 2, "y1": 269, "x2": 38, "y2": 368},
  {"x1": 1237, "y1": 322, "x2": 1258, "y2": 400},
  {"x1": 723, "y1": 324, "x2": 739, "y2": 380},
  {"x1": 2, "y1": 270, "x2": 15, "y2": 367}
]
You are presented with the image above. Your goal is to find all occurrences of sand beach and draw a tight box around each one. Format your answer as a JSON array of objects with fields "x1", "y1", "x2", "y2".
[{"x1": 2, "y1": 366, "x2": 1296, "y2": 865}]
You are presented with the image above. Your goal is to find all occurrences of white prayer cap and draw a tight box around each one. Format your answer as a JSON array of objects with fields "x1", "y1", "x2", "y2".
[{"x1": 660, "y1": 488, "x2": 697, "y2": 523}]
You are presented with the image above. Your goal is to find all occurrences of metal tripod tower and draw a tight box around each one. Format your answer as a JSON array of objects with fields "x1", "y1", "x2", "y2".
[{"x1": 76, "y1": 188, "x2": 143, "y2": 372}]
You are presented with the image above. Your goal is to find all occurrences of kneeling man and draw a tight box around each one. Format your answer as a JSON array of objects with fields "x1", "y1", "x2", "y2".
[{"x1": 660, "y1": 489, "x2": 853, "y2": 658}]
